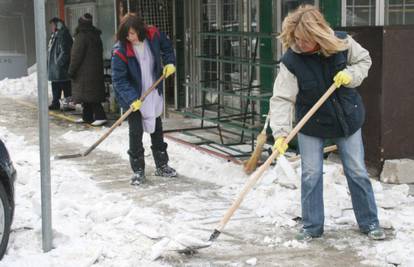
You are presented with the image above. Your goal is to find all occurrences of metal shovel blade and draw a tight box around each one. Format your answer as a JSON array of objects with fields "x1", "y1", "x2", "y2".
[
  {"x1": 172, "y1": 232, "x2": 215, "y2": 254},
  {"x1": 175, "y1": 243, "x2": 212, "y2": 255},
  {"x1": 53, "y1": 153, "x2": 83, "y2": 160}
]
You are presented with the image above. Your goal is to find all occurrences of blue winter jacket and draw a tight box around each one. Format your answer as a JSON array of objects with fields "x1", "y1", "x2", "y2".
[{"x1": 111, "y1": 26, "x2": 175, "y2": 109}]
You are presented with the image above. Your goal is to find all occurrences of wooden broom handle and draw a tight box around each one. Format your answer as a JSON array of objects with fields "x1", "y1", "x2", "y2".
[
  {"x1": 216, "y1": 83, "x2": 338, "y2": 232},
  {"x1": 83, "y1": 75, "x2": 165, "y2": 156}
]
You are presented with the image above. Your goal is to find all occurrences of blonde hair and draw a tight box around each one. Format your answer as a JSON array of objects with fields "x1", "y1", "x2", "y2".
[{"x1": 279, "y1": 5, "x2": 347, "y2": 57}]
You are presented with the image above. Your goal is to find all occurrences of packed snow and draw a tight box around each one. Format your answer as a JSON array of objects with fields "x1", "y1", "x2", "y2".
[{"x1": 0, "y1": 73, "x2": 414, "y2": 266}]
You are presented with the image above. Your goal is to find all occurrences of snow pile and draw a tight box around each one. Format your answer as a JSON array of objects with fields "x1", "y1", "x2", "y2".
[
  {"x1": 0, "y1": 127, "x2": 169, "y2": 266},
  {"x1": 0, "y1": 72, "x2": 47, "y2": 98},
  {"x1": 60, "y1": 124, "x2": 414, "y2": 266}
]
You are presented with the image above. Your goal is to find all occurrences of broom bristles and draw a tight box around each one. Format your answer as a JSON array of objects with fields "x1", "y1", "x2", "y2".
[{"x1": 243, "y1": 131, "x2": 267, "y2": 174}]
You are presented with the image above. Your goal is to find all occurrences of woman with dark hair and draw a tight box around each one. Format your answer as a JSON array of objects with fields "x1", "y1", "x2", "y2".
[
  {"x1": 111, "y1": 13, "x2": 176, "y2": 185},
  {"x1": 69, "y1": 13, "x2": 107, "y2": 126}
]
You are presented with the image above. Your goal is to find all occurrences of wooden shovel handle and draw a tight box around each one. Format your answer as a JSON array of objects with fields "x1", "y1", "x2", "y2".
[
  {"x1": 83, "y1": 75, "x2": 165, "y2": 156},
  {"x1": 215, "y1": 83, "x2": 338, "y2": 232}
]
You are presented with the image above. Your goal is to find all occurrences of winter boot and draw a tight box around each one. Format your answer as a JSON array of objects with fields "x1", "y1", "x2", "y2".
[
  {"x1": 152, "y1": 149, "x2": 177, "y2": 177},
  {"x1": 49, "y1": 102, "x2": 60, "y2": 110},
  {"x1": 130, "y1": 168, "x2": 145, "y2": 185},
  {"x1": 367, "y1": 227, "x2": 386, "y2": 240},
  {"x1": 295, "y1": 229, "x2": 313, "y2": 242},
  {"x1": 129, "y1": 154, "x2": 146, "y2": 185}
]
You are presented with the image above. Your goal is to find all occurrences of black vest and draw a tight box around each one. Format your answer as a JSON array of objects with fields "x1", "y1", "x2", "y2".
[{"x1": 281, "y1": 31, "x2": 365, "y2": 138}]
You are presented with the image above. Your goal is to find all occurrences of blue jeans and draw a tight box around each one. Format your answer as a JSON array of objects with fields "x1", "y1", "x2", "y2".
[{"x1": 298, "y1": 129, "x2": 379, "y2": 236}]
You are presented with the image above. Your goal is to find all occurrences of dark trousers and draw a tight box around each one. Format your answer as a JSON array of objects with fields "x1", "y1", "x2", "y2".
[
  {"x1": 127, "y1": 112, "x2": 168, "y2": 171},
  {"x1": 82, "y1": 102, "x2": 107, "y2": 122},
  {"x1": 51, "y1": 81, "x2": 71, "y2": 105}
]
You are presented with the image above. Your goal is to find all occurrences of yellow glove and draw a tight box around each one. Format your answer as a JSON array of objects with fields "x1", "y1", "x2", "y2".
[
  {"x1": 163, "y1": 64, "x2": 176, "y2": 78},
  {"x1": 273, "y1": 136, "x2": 288, "y2": 155},
  {"x1": 130, "y1": 99, "x2": 142, "y2": 112},
  {"x1": 333, "y1": 70, "x2": 352, "y2": 88}
]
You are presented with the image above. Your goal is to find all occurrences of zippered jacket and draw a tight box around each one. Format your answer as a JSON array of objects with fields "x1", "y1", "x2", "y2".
[{"x1": 111, "y1": 26, "x2": 175, "y2": 109}]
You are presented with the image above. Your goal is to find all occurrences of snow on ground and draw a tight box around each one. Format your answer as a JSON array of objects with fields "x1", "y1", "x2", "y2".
[
  {"x1": 0, "y1": 127, "x2": 169, "y2": 267},
  {"x1": 1, "y1": 73, "x2": 414, "y2": 266}
]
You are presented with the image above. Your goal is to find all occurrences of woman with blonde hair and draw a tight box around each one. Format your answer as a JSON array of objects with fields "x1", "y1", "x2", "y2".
[{"x1": 270, "y1": 5, "x2": 385, "y2": 241}]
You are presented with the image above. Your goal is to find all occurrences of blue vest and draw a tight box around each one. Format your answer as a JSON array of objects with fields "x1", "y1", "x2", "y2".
[{"x1": 281, "y1": 31, "x2": 365, "y2": 138}]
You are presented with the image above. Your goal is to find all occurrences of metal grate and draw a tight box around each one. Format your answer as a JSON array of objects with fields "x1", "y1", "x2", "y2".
[
  {"x1": 134, "y1": 0, "x2": 173, "y2": 38},
  {"x1": 65, "y1": 3, "x2": 97, "y2": 36}
]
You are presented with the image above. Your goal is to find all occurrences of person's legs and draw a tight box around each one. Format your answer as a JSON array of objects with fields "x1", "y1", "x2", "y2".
[
  {"x1": 128, "y1": 111, "x2": 145, "y2": 185},
  {"x1": 91, "y1": 103, "x2": 107, "y2": 120},
  {"x1": 49, "y1": 81, "x2": 61, "y2": 109},
  {"x1": 335, "y1": 129, "x2": 381, "y2": 236},
  {"x1": 81, "y1": 103, "x2": 94, "y2": 123},
  {"x1": 62, "y1": 80, "x2": 71, "y2": 98},
  {"x1": 150, "y1": 117, "x2": 176, "y2": 177},
  {"x1": 59, "y1": 81, "x2": 75, "y2": 111},
  {"x1": 298, "y1": 133, "x2": 325, "y2": 238}
]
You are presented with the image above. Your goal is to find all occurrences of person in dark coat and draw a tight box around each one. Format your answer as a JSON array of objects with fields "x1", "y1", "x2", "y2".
[
  {"x1": 68, "y1": 13, "x2": 107, "y2": 126},
  {"x1": 111, "y1": 13, "x2": 176, "y2": 185},
  {"x1": 48, "y1": 17, "x2": 73, "y2": 110}
]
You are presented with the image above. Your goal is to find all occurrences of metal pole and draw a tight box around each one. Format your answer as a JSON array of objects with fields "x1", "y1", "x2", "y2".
[
  {"x1": 173, "y1": 0, "x2": 178, "y2": 110},
  {"x1": 33, "y1": 0, "x2": 53, "y2": 252},
  {"x1": 163, "y1": 79, "x2": 167, "y2": 119}
]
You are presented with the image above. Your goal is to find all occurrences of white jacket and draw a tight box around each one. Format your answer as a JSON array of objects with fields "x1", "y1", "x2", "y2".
[{"x1": 269, "y1": 35, "x2": 372, "y2": 138}]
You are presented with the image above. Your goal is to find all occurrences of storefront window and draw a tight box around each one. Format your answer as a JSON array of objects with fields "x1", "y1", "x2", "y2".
[
  {"x1": 385, "y1": 0, "x2": 414, "y2": 25},
  {"x1": 346, "y1": 0, "x2": 376, "y2": 25},
  {"x1": 344, "y1": 0, "x2": 414, "y2": 25}
]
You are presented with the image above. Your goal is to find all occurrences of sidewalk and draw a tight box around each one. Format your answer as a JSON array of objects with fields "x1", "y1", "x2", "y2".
[{"x1": 0, "y1": 97, "x2": 399, "y2": 266}]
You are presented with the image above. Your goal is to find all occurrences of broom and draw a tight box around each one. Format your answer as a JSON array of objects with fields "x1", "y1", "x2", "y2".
[{"x1": 243, "y1": 114, "x2": 270, "y2": 174}]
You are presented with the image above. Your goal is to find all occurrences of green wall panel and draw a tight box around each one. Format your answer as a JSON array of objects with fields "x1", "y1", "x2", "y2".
[
  {"x1": 259, "y1": 0, "x2": 275, "y2": 117},
  {"x1": 175, "y1": 0, "x2": 185, "y2": 109},
  {"x1": 320, "y1": 0, "x2": 341, "y2": 28}
]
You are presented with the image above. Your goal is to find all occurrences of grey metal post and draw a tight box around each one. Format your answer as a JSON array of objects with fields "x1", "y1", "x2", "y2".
[
  {"x1": 34, "y1": 0, "x2": 53, "y2": 252},
  {"x1": 163, "y1": 79, "x2": 167, "y2": 119}
]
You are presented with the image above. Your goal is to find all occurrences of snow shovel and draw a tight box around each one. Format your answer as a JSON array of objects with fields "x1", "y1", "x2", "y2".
[
  {"x1": 243, "y1": 114, "x2": 270, "y2": 174},
  {"x1": 54, "y1": 75, "x2": 166, "y2": 160},
  {"x1": 179, "y1": 82, "x2": 339, "y2": 253}
]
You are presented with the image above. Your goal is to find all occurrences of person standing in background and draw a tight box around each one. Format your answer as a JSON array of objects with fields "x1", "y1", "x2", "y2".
[
  {"x1": 47, "y1": 17, "x2": 73, "y2": 110},
  {"x1": 68, "y1": 13, "x2": 107, "y2": 126}
]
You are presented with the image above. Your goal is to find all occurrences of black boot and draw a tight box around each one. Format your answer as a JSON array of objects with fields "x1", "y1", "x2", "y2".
[
  {"x1": 129, "y1": 154, "x2": 146, "y2": 185},
  {"x1": 49, "y1": 102, "x2": 60, "y2": 110},
  {"x1": 130, "y1": 169, "x2": 145, "y2": 185},
  {"x1": 152, "y1": 149, "x2": 177, "y2": 177}
]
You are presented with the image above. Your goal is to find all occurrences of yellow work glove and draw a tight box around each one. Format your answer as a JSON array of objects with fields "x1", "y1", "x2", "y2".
[
  {"x1": 163, "y1": 64, "x2": 176, "y2": 78},
  {"x1": 273, "y1": 136, "x2": 288, "y2": 155},
  {"x1": 130, "y1": 99, "x2": 142, "y2": 112},
  {"x1": 333, "y1": 70, "x2": 352, "y2": 88}
]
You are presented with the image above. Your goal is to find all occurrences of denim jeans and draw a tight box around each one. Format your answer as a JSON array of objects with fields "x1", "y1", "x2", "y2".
[{"x1": 298, "y1": 129, "x2": 379, "y2": 236}]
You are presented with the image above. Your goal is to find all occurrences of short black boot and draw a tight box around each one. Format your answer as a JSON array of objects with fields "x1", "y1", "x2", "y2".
[
  {"x1": 152, "y1": 149, "x2": 177, "y2": 177},
  {"x1": 49, "y1": 102, "x2": 60, "y2": 110},
  {"x1": 130, "y1": 169, "x2": 145, "y2": 185},
  {"x1": 129, "y1": 154, "x2": 146, "y2": 185}
]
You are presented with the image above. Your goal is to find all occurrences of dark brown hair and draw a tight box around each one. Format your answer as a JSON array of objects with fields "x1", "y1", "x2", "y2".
[{"x1": 116, "y1": 13, "x2": 147, "y2": 44}]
